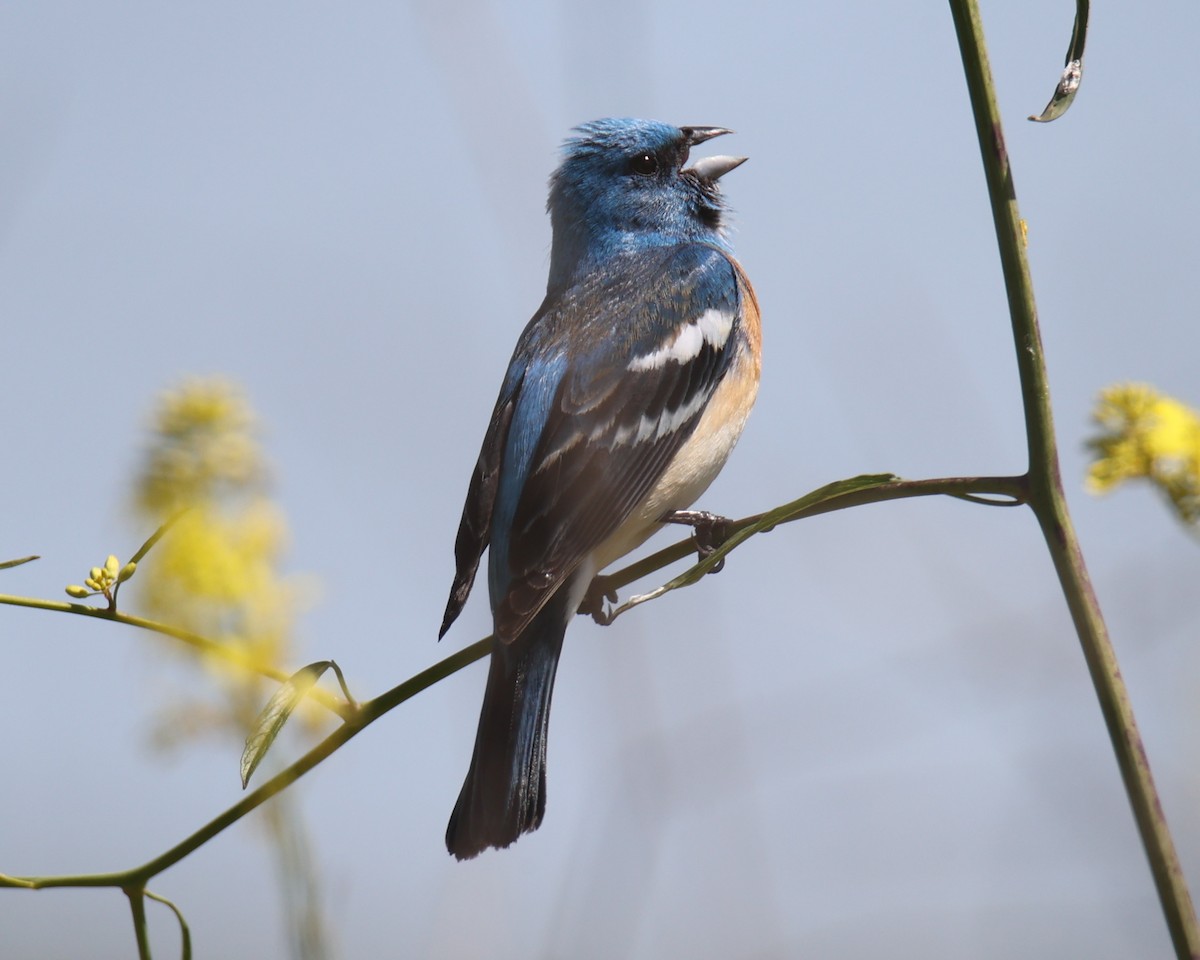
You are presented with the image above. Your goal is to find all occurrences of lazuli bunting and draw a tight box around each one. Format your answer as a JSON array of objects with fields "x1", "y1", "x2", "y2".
[{"x1": 440, "y1": 118, "x2": 761, "y2": 859}]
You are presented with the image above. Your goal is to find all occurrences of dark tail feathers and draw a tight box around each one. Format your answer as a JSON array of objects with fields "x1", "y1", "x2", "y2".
[{"x1": 446, "y1": 595, "x2": 568, "y2": 860}]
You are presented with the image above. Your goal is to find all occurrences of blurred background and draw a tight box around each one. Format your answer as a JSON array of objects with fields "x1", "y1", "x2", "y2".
[{"x1": 2, "y1": 2, "x2": 1198, "y2": 957}]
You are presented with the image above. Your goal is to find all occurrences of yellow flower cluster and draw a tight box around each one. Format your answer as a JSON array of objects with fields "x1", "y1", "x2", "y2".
[
  {"x1": 130, "y1": 378, "x2": 330, "y2": 940},
  {"x1": 66, "y1": 554, "x2": 136, "y2": 602},
  {"x1": 132, "y1": 378, "x2": 306, "y2": 724},
  {"x1": 143, "y1": 507, "x2": 294, "y2": 670},
  {"x1": 136, "y1": 377, "x2": 264, "y2": 516},
  {"x1": 1087, "y1": 383, "x2": 1200, "y2": 526}
]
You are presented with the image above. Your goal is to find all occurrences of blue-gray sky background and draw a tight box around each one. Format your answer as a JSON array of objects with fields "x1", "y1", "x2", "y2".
[{"x1": 3, "y1": 2, "x2": 1198, "y2": 957}]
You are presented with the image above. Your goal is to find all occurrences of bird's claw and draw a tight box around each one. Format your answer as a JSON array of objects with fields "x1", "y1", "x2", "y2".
[
  {"x1": 578, "y1": 575, "x2": 619, "y2": 625},
  {"x1": 662, "y1": 509, "x2": 732, "y2": 573}
]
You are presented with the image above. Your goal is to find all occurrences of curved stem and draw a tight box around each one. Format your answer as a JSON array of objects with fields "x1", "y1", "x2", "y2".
[
  {"x1": 949, "y1": 2, "x2": 1199, "y2": 955},
  {"x1": 145, "y1": 890, "x2": 192, "y2": 960}
]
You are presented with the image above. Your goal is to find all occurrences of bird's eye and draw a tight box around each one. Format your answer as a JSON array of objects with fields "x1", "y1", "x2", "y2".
[{"x1": 629, "y1": 152, "x2": 659, "y2": 176}]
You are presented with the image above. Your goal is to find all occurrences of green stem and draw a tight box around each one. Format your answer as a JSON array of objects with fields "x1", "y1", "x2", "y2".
[
  {"x1": 0, "y1": 475, "x2": 1028, "y2": 898},
  {"x1": 949, "y1": 2, "x2": 1200, "y2": 955},
  {"x1": 126, "y1": 886, "x2": 153, "y2": 960},
  {"x1": 0, "y1": 595, "x2": 352, "y2": 720},
  {"x1": 600, "y1": 473, "x2": 1026, "y2": 596},
  {"x1": 0, "y1": 474, "x2": 1022, "y2": 726},
  {"x1": 0, "y1": 636, "x2": 492, "y2": 892}
]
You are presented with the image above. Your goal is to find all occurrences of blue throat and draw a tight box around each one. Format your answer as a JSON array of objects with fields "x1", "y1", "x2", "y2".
[{"x1": 546, "y1": 219, "x2": 732, "y2": 296}]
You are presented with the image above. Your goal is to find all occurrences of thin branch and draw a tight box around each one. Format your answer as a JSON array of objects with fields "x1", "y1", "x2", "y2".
[
  {"x1": 128, "y1": 511, "x2": 188, "y2": 566},
  {"x1": 112, "y1": 511, "x2": 186, "y2": 608},
  {"x1": 949, "y1": 2, "x2": 1200, "y2": 955},
  {"x1": 0, "y1": 595, "x2": 352, "y2": 720},
  {"x1": 126, "y1": 886, "x2": 153, "y2": 960},
  {"x1": 0, "y1": 636, "x2": 492, "y2": 892},
  {"x1": 0, "y1": 471, "x2": 1031, "y2": 900},
  {"x1": 597, "y1": 473, "x2": 1026, "y2": 599}
]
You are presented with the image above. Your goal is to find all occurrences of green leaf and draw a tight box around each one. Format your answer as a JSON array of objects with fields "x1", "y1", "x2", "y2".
[
  {"x1": 0, "y1": 555, "x2": 39, "y2": 570},
  {"x1": 1029, "y1": 0, "x2": 1089, "y2": 123},
  {"x1": 241, "y1": 661, "x2": 331, "y2": 788}
]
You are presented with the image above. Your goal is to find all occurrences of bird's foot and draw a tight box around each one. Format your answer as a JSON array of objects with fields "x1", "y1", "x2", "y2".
[
  {"x1": 662, "y1": 509, "x2": 732, "y2": 573},
  {"x1": 578, "y1": 574, "x2": 620, "y2": 625}
]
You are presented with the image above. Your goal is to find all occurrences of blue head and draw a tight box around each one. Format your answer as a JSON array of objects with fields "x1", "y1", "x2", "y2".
[{"x1": 546, "y1": 118, "x2": 746, "y2": 292}]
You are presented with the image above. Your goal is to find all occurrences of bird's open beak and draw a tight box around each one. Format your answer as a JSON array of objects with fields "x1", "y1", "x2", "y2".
[
  {"x1": 682, "y1": 126, "x2": 732, "y2": 146},
  {"x1": 686, "y1": 154, "x2": 748, "y2": 182},
  {"x1": 680, "y1": 126, "x2": 747, "y2": 182}
]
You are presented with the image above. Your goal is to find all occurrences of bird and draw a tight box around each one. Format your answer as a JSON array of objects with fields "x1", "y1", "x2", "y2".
[{"x1": 439, "y1": 117, "x2": 761, "y2": 860}]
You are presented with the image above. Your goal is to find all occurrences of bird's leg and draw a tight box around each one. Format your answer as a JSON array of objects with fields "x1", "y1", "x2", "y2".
[
  {"x1": 577, "y1": 574, "x2": 620, "y2": 625},
  {"x1": 662, "y1": 509, "x2": 733, "y2": 573}
]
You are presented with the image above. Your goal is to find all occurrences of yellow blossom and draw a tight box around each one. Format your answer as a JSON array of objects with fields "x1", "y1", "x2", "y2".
[
  {"x1": 1086, "y1": 383, "x2": 1200, "y2": 526},
  {"x1": 136, "y1": 377, "x2": 264, "y2": 517},
  {"x1": 131, "y1": 377, "x2": 313, "y2": 726},
  {"x1": 130, "y1": 376, "x2": 330, "y2": 952},
  {"x1": 65, "y1": 554, "x2": 135, "y2": 603}
]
